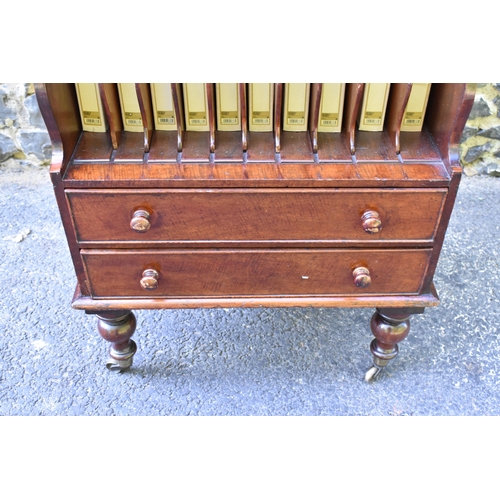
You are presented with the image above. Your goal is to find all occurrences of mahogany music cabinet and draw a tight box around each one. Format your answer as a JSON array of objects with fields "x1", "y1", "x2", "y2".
[{"x1": 36, "y1": 83, "x2": 474, "y2": 381}]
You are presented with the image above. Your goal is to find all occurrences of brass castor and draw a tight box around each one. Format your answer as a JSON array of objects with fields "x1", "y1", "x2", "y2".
[
  {"x1": 105, "y1": 339, "x2": 137, "y2": 372},
  {"x1": 364, "y1": 364, "x2": 384, "y2": 383}
]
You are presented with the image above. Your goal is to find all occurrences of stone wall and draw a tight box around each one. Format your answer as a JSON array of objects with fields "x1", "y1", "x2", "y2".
[
  {"x1": 0, "y1": 83, "x2": 51, "y2": 169},
  {"x1": 1, "y1": 82, "x2": 500, "y2": 176},
  {"x1": 460, "y1": 83, "x2": 500, "y2": 176}
]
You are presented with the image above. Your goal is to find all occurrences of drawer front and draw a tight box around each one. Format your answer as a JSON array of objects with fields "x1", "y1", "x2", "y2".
[
  {"x1": 67, "y1": 188, "x2": 446, "y2": 245},
  {"x1": 82, "y1": 249, "x2": 432, "y2": 298}
]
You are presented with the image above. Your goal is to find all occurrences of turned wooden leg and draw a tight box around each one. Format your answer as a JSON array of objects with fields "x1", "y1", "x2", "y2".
[
  {"x1": 96, "y1": 310, "x2": 137, "y2": 372},
  {"x1": 364, "y1": 307, "x2": 424, "y2": 382}
]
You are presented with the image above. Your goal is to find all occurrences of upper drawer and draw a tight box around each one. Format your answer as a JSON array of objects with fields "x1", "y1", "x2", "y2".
[{"x1": 66, "y1": 188, "x2": 447, "y2": 246}]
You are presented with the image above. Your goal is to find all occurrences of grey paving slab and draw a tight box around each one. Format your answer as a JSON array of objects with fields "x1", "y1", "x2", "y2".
[{"x1": 0, "y1": 166, "x2": 499, "y2": 415}]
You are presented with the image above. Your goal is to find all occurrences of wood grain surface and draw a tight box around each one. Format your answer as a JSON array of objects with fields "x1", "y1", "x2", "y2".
[
  {"x1": 81, "y1": 248, "x2": 432, "y2": 298},
  {"x1": 67, "y1": 188, "x2": 446, "y2": 246}
]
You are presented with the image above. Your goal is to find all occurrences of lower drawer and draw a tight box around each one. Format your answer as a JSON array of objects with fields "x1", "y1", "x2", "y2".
[{"x1": 81, "y1": 248, "x2": 432, "y2": 298}]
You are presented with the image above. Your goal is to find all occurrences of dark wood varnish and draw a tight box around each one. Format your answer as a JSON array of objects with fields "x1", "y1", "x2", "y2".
[
  {"x1": 365, "y1": 307, "x2": 420, "y2": 381},
  {"x1": 148, "y1": 131, "x2": 179, "y2": 162},
  {"x1": 81, "y1": 248, "x2": 432, "y2": 298},
  {"x1": 62, "y1": 161, "x2": 451, "y2": 189},
  {"x1": 72, "y1": 283, "x2": 440, "y2": 310},
  {"x1": 66, "y1": 188, "x2": 447, "y2": 246},
  {"x1": 35, "y1": 82, "x2": 475, "y2": 379},
  {"x1": 96, "y1": 310, "x2": 137, "y2": 371}
]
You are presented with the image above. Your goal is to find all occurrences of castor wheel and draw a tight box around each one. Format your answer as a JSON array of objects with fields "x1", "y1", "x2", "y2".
[
  {"x1": 106, "y1": 362, "x2": 123, "y2": 372},
  {"x1": 364, "y1": 364, "x2": 384, "y2": 383},
  {"x1": 104, "y1": 339, "x2": 137, "y2": 372},
  {"x1": 105, "y1": 358, "x2": 133, "y2": 373}
]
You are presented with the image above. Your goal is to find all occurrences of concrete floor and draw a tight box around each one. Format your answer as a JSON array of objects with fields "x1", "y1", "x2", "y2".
[{"x1": 0, "y1": 166, "x2": 499, "y2": 415}]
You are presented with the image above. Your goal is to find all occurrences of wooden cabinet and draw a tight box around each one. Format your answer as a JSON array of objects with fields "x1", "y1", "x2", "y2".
[{"x1": 35, "y1": 83, "x2": 475, "y2": 381}]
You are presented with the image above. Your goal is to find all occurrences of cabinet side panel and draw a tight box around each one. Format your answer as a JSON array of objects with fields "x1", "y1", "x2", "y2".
[
  {"x1": 39, "y1": 83, "x2": 81, "y2": 175},
  {"x1": 36, "y1": 83, "x2": 90, "y2": 296},
  {"x1": 51, "y1": 171, "x2": 91, "y2": 296},
  {"x1": 425, "y1": 83, "x2": 475, "y2": 171},
  {"x1": 420, "y1": 168, "x2": 462, "y2": 293}
]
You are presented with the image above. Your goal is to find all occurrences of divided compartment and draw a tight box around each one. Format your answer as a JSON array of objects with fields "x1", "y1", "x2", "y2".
[
  {"x1": 245, "y1": 83, "x2": 276, "y2": 163},
  {"x1": 71, "y1": 83, "x2": 115, "y2": 162},
  {"x1": 351, "y1": 83, "x2": 399, "y2": 163},
  {"x1": 329, "y1": 83, "x2": 447, "y2": 164},
  {"x1": 148, "y1": 83, "x2": 183, "y2": 162},
  {"x1": 71, "y1": 83, "x2": 155, "y2": 163},
  {"x1": 112, "y1": 83, "x2": 154, "y2": 162},
  {"x1": 279, "y1": 83, "x2": 315, "y2": 163},
  {"x1": 386, "y1": 83, "x2": 441, "y2": 162},
  {"x1": 38, "y1": 83, "x2": 469, "y2": 170},
  {"x1": 313, "y1": 83, "x2": 357, "y2": 162},
  {"x1": 245, "y1": 82, "x2": 444, "y2": 165},
  {"x1": 179, "y1": 83, "x2": 214, "y2": 163},
  {"x1": 213, "y1": 83, "x2": 246, "y2": 162}
]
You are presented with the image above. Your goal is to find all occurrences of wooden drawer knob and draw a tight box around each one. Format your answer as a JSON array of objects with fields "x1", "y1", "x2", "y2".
[
  {"x1": 361, "y1": 210, "x2": 382, "y2": 234},
  {"x1": 130, "y1": 209, "x2": 151, "y2": 233},
  {"x1": 140, "y1": 269, "x2": 159, "y2": 290},
  {"x1": 353, "y1": 267, "x2": 371, "y2": 288}
]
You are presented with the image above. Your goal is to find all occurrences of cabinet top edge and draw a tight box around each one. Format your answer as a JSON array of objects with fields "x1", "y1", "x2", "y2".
[{"x1": 61, "y1": 160, "x2": 451, "y2": 188}]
